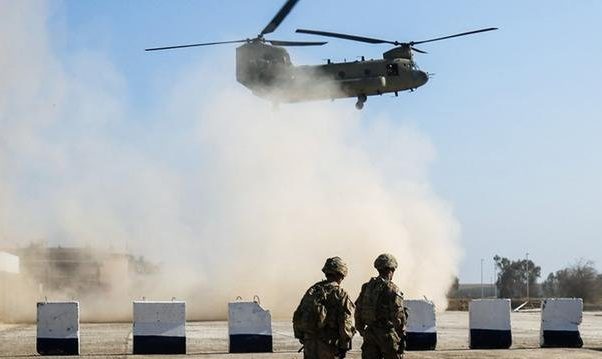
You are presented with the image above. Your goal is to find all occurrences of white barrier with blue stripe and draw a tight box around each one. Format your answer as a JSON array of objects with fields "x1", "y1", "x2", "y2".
[
  {"x1": 228, "y1": 300, "x2": 272, "y2": 353},
  {"x1": 540, "y1": 298, "x2": 583, "y2": 348},
  {"x1": 133, "y1": 301, "x2": 186, "y2": 354},
  {"x1": 469, "y1": 299, "x2": 512, "y2": 349},
  {"x1": 36, "y1": 301, "x2": 79, "y2": 356},
  {"x1": 405, "y1": 299, "x2": 437, "y2": 350}
]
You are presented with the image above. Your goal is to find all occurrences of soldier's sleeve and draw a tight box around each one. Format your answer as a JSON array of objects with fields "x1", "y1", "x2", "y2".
[
  {"x1": 337, "y1": 290, "x2": 356, "y2": 349},
  {"x1": 354, "y1": 284, "x2": 366, "y2": 335},
  {"x1": 388, "y1": 284, "x2": 406, "y2": 337}
]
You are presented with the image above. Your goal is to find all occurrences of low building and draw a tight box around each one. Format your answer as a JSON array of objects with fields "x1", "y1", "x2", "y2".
[{"x1": 0, "y1": 244, "x2": 158, "y2": 322}]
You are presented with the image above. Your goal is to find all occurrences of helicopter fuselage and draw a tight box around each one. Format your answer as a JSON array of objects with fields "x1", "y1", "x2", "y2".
[{"x1": 235, "y1": 41, "x2": 428, "y2": 108}]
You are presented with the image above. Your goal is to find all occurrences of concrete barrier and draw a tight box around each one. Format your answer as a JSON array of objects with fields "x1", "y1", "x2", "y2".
[
  {"x1": 469, "y1": 299, "x2": 512, "y2": 349},
  {"x1": 405, "y1": 299, "x2": 436, "y2": 350},
  {"x1": 540, "y1": 298, "x2": 583, "y2": 348},
  {"x1": 36, "y1": 301, "x2": 79, "y2": 355},
  {"x1": 133, "y1": 301, "x2": 186, "y2": 354},
  {"x1": 228, "y1": 300, "x2": 272, "y2": 353}
]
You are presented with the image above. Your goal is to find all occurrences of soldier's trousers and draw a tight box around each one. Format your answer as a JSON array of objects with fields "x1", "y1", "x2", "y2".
[
  {"x1": 361, "y1": 327, "x2": 404, "y2": 359},
  {"x1": 303, "y1": 338, "x2": 337, "y2": 359}
]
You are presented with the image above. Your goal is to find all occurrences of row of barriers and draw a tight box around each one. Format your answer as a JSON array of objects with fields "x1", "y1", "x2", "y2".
[
  {"x1": 468, "y1": 298, "x2": 583, "y2": 349},
  {"x1": 34, "y1": 298, "x2": 583, "y2": 355}
]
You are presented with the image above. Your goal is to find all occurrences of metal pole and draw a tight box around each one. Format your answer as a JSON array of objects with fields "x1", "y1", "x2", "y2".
[
  {"x1": 526, "y1": 252, "x2": 530, "y2": 302},
  {"x1": 493, "y1": 260, "x2": 498, "y2": 298},
  {"x1": 1, "y1": 273, "x2": 5, "y2": 321},
  {"x1": 480, "y1": 258, "x2": 484, "y2": 299}
]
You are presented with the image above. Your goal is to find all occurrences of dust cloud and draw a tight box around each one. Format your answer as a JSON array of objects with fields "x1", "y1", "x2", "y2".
[{"x1": 0, "y1": 1, "x2": 460, "y2": 321}]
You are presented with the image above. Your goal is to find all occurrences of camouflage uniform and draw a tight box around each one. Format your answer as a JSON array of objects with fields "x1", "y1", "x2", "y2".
[
  {"x1": 294, "y1": 257, "x2": 355, "y2": 359},
  {"x1": 355, "y1": 254, "x2": 406, "y2": 359}
]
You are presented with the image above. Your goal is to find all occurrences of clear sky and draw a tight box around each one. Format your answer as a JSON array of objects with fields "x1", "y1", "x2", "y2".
[{"x1": 44, "y1": 1, "x2": 602, "y2": 282}]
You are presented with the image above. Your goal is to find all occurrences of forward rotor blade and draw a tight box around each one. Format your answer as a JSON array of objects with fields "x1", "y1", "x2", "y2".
[
  {"x1": 260, "y1": 0, "x2": 300, "y2": 36},
  {"x1": 296, "y1": 29, "x2": 398, "y2": 45},
  {"x1": 145, "y1": 39, "x2": 247, "y2": 51},
  {"x1": 410, "y1": 27, "x2": 498, "y2": 45},
  {"x1": 411, "y1": 47, "x2": 428, "y2": 54},
  {"x1": 268, "y1": 39, "x2": 327, "y2": 46}
]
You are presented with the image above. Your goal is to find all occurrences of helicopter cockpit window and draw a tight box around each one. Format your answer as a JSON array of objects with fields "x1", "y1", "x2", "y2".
[{"x1": 386, "y1": 63, "x2": 399, "y2": 76}]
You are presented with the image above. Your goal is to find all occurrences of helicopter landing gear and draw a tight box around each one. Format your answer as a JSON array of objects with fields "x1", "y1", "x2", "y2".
[{"x1": 355, "y1": 94, "x2": 367, "y2": 110}]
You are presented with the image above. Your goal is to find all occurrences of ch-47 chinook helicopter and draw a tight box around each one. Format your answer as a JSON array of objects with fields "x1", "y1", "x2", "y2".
[{"x1": 146, "y1": 0, "x2": 497, "y2": 110}]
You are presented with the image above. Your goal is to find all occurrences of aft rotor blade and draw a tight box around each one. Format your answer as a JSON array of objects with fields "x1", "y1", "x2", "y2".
[
  {"x1": 296, "y1": 28, "x2": 398, "y2": 45},
  {"x1": 268, "y1": 39, "x2": 327, "y2": 46},
  {"x1": 260, "y1": 0, "x2": 300, "y2": 36},
  {"x1": 411, "y1": 27, "x2": 498, "y2": 45},
  {"x1": 145, "y1": 39, "x2": 247, "y2": 51}
]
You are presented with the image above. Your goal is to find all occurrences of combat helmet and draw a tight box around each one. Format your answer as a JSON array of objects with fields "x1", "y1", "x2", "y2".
[
  {"x1": 374, "y1": 253, "x2": 398, "y2": 271},
  {"x1": 322, "y1": 256, "x2": 348, "y2": 277}
]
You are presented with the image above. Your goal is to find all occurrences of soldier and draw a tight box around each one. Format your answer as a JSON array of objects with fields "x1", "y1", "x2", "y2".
[
  {"x1": 293, "y1": 257, "x2": 356, "y2": 359},
  {"x1": 355, "y1": 254, "x2": 406, "y2": 359}
]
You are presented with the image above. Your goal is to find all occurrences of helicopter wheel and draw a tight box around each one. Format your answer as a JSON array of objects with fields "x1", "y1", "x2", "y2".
[{"x1": 355, "y1": 94, "x2": 367, "y2": 110}]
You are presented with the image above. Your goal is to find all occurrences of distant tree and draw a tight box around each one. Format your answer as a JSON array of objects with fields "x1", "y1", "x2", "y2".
[
  {"x1": 541, "y1": 272, "x2": 558, "y2": 297},
  {"x1": 494, "y1": 255, "x2": 541, "y2": 298},
  {"x1": 542, "y1": 260, "x2": 602, "y2": 303}
]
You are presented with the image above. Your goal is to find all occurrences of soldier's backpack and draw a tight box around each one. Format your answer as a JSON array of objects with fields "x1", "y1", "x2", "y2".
[
  {"x1": 357, "y1": 278, "x2": 388, "y2": 325},
  {"x1": 292, "y1": 282, "x2": 331, "y2": 339}
]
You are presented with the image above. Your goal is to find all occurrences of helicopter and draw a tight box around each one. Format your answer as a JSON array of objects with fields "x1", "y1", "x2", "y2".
[{"x1": 146, "y1": 0, "x2": 497, "y2": 110}]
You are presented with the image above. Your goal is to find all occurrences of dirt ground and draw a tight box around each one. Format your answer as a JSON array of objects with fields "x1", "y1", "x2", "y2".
[{"x1": 1, "y1": 311, "x2": 602, "y2": 358}]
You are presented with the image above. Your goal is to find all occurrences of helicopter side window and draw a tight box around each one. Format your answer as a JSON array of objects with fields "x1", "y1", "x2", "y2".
[{"x1": 386, "y1": 63, "x2": 399, "y2": 76}]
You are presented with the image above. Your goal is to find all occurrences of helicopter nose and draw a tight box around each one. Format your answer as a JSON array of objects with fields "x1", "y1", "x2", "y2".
[{"x1": 415, "y1": 70, "x2": 429, "y2": 87}]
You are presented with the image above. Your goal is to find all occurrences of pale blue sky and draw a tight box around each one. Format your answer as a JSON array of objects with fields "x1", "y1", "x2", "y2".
[{"x1": 47, "y1": 1, "x2": 602, "y2": 282}]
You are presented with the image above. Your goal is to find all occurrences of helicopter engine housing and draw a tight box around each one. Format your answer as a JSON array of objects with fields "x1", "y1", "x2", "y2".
[{"x1": 383, "y1": 45, "x2": 413, "y2": 60}]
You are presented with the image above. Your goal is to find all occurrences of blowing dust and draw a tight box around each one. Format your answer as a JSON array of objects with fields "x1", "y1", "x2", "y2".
[{"x1": 0, "y1": 1, "x2": 460, "y2": 321}]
